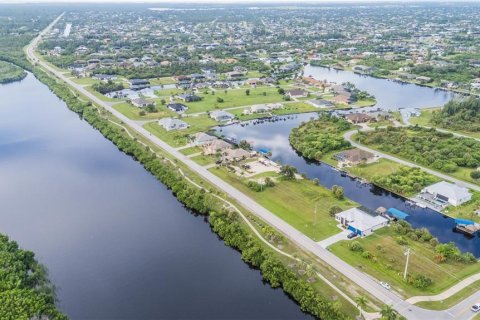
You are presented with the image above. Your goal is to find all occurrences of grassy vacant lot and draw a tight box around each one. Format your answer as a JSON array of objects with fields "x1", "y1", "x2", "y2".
[
  {"x1": 191, "y1": 154, "x2": 217, "y2": 166},
  {"x1": 415, "y1": 279, "x2": 480, "y2": 310},
  {"x1": 330, "y1": 228, "x2": 480, "y2": 297},
  {"x1": 149, "y1": 76, "x2": 176, "y2": 85},
  {"x1": 144, "y1": 114, "x2": 217, "y2": 147},
  {"x1": 0, "y1": 61, "x2": 26, "y2": 84},
  {"x1": 211, "y1": 167, "x2": 358, "y2": 241},
  {"x1": 346, "y1": 159, "x2": 403, "y2": 181},
  {"x1": 113, "y1": 102, "x2": 172, "y2": 120},
  {"x1": 180, "y1": 146, "x2": 202, "y2": 156},
  {"x1": 444, "y1": 191, "x2": 480, "y2": 223},
  {"x1": 179, "y1": 86, "x2": 285, "y2": 114}
]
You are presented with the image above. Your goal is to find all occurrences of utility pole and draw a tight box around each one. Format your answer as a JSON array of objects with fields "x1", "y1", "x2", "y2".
[{"x1": 403, "y1": 247, "x2": 411, "y2": 280}]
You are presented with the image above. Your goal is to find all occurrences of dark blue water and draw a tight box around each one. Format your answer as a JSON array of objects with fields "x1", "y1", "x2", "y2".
[
  {"x1": 0, "y1": 74, "x2": 313, "y2": 319},
  {"x1": 304, "y1": 65, "x2": 454, "y2": 110},
  {"x1": 215, "y1": 113, "x2": 479, "y2": 256}
]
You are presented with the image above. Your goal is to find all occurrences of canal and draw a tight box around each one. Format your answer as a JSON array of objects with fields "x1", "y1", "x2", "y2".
[
  {"x1": 0, "y1": 74, "x2": 312, "y2": 319},
  {"x1": 216, "y1": 66, "x2": 478, "y2": 257},
  {"x1": 304, "y1": 65, "x2": 454, "y2": 110}
]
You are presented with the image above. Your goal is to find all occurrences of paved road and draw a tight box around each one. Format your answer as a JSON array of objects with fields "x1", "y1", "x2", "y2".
[
  {"x1": 343, "y1": 130, "x2": 480, "y2": 192},
  {"x1": 27, "y1": 15, "x2": 480, "y2": 320}
]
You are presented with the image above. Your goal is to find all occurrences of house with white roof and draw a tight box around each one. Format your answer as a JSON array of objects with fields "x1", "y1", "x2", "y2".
[
  {"x1": 210, "y1": 110, "x2": 235, "y2": 122},
  {"x1": 421, "y1": 181, "x2": 472, "y2": 206},
  {"x1": 335, "y1": 207, "x2": 388, "y2": 236},
  {"x1": 158, "y1": 118, "x2": 189, "y2": 131},
  {"x1": 191, "y1": 132, "x2": 218, "y2": 146}
]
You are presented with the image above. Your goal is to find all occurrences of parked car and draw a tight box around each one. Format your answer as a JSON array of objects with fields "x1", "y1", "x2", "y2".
[
  {"x1": 471, "y1": 303, "x2": 480, "y2": 312},
  {"x1": 380, "y1": 281, "x2": 391, "y2": 290},
  {"x1": 347, "y1": 232, "x2": 357, "y2": 239}
]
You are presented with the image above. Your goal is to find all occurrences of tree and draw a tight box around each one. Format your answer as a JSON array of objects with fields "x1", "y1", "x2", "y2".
[
  {"x1": 355, "y1": 295, "x2": 368, "y2": 317},
  {"x1": 380, "y1": 304, "x2": 397, "y2": 320},
  {"x1": 471, "y1": 170, "x2": 480, "y2": 180},
  {"x1": 278, "y1": 88, "x2": 285, "y2": 95},
  {"x1": 332, "y1": 185, "x2": 344, "y2": 200},
  {"x1": 238, "y1": 140, "x2": 252, "y2": 150},
  {"x1": 280, "y1": 165, "x2": 297, "y2": 180},
  {"x1": 217, "y1": 97, "x2": 224, "y2": 103},
  {"x1": 246, "y1": 89, "x2": 250, "y2": 96},
  {"x1": 160, "y1": 99, "x2": 166, "y2": 105},
  {"x1": 329, "y1": 206, "x2": 342, "y2": 217}
]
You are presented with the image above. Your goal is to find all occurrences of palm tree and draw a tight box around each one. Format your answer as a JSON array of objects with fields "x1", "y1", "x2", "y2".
[
  {"x1": 380, "y1": 304, "x2": 397, "y2": 320},
  {"x1": 355, "y1": 295, "x2": 368, "y2": 318}
]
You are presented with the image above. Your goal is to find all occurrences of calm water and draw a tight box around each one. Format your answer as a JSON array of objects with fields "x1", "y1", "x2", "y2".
[
  {"x1": 215, "y1": 113, "x2": 480, "y2": 256},
  {"x1": 304, "y1": 65, "x2": 454, "y2": 110},
  {"x1": 0, "y1": 74, "x2": 313, "y2": 320}
]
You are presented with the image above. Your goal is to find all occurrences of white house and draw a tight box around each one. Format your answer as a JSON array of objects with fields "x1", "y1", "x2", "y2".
[
  {"x1": 158, "y1": 118, "x2": 189, "y2": 131},
  {"x1": 210, "y1": 110, "x2": 234, "y2": 122},
  {"x1": 335, "y1": 207, "x2": 388, "y2": 236},
  {"x1": 422, "y1": 181, "x2": 472, "y2": 206}
]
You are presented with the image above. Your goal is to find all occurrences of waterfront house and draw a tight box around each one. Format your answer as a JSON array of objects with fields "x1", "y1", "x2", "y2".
[
  {"x1": 309, "y1": 99, "x2": 334, "y2": 108},
  {"x1": 421, "y1": 181, "x2": 472, "y2": 206},
  {"x1": 334, "y1": 149, "x2": 376, "y2": 167},
  {"x1": 210, "y1": 110, "x2": 235, "y2": 122},
  {"x1": 335, "y1": 207, "x2": 388, "y2": 236},
  {"x1": 203, "y1": 140, "x2": 232, "y2": 155},
  {"x1": 191, "y1": 132, "x2": 218, "y2": 146},
  {"x1": 345, "y1": 113, "x2": 374, "y2": 124},
  {"x1": 158, "y1": 118, "x2": 189, "y2": 131}
]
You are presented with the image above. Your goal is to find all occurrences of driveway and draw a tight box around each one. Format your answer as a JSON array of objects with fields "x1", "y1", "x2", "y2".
[{"x1": 317, "y1": 227, "x2": 351, "y2": 248}]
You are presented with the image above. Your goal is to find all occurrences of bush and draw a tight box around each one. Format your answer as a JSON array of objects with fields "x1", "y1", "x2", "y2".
[
  {"x1": 329, "y1": 206, "x2": 342, "y2": 217},
  {"x1": 410, "y1": 274, "x2": 433, "y2": 289},
  {"x1": 471, "y1": 171, "x2": 480, "y2": 180},
  {"x1": 350, "y1": 241, "x2": 364, "y2": 252}
]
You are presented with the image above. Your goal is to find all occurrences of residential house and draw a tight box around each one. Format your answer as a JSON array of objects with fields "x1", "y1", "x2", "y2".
[
  {"x1": 177, "y1": 93, "x2": 202, "y2": 102},
  {"x1": 129, "y1": 79, "x2": 150, "y2": 90},
  {"x1": 203, "y1": 140, "x2": 232, "y2": 155},
  {"x1": 167, "y1": 103, "x2": 188, "y2": 113},
  {"x1": 210, "y1": 110, "x2": 235, "y2": 122},
  {"x1": 285, "y1": 89, "x2": 308, "y2": 99},
  {"x1": 345, "y1": 113, "x2": 374, "y2": 124},
  {"x1": 421, "y1": 181, "x2": 472, "y2": 206},
  {"x1": 131, "y1": 98, "x2": 154, "y2": 108},
  {"x1": 334, "y1": 149, "x2": 376, "y2": 167},
  {"x1": 309, "y1": 99, "x2": 334, "y2": 108},
  {"x1": 222, "y1": 148, "x2": 252, "y2": 162},
  {"x1": 158, "y1": 118, "x2": 189, "y2": 131},
  {"x1": 335, "y1": 208, "x2": 388, "y2": 236},
  {"x1": 191, "y1": 132, "x2": 218, "y2": 146}
]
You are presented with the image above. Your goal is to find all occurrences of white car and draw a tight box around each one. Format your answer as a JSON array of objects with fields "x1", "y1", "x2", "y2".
[
  {"x1": 471, "y1": 303, "x2": 480, "y2": 312},
  {"x1": 380, "y1": 281, "x2": 391, "y2": 290}
]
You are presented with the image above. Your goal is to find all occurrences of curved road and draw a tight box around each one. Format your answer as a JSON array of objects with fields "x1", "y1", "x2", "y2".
[{"x1": 27, "y1": 14, "x2": 479, "y2": 320}]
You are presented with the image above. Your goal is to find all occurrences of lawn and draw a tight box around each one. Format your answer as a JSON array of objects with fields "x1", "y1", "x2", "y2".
[
  {"x1": 330, "y1": 228, "x2": 480, "y2": 297},
  {"x1": 229, "y1": 101, "x2": 319, "y2": 121},
  {"x1": 415, "y1": 280, "x2": 480, "y2": 310},
  {"x1": 149, "y1": 76, "x2": 176, "y2": 85},
  {"x1": 144, "y1": 114, "x2": 218, "y2": 147},
  {"x1": 113, "y1": 103, "x2": 171, "y2": 120},
  {"x1": 181, "y1": 86, "x2": 285, "y2": 114},
  {"x1": 210, "y1": 167, "x2": 358, "y2": 241},
  {"x1": 180, "y1": 146, "x2": 202, "y2": 156},
  {"x1": 352, "y1": 98, "x2": 377, "y2": 108},
  {"x1": 69, "y1": 77, "x2": 100, "y2": 86},
  {"x1": 346, "y1": 159, "x2": 404, "y2": 181},
  {"x1": 191, "y1": 154, "x2": 217, "y2": 166}
]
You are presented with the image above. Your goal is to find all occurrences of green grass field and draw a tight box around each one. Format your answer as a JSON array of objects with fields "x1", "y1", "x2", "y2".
[
  {"x1": 177, "y1": 86, "x2": 285, "y2": 114},
  {"x1": 113, "y1": 103, "x2": 171, "y2": 120},
  {"x1": 346, "y1": 159, "x2": 404, "y2": 181},
  {"x1": 180, "y1": 146, "x2": 202, "y2": 156},
  {"x1": 149, "y1": 76, "x2": 176, "y2": 85},
  {"x1": 144, "y1": 115, "x2": 218, "y2": 147},
  {"x1": 330, "y1": 228, "x2": 480, "y2": 297},
  {"x1": 210, "y1": 167, "x2": 358, "y2": 241},
  {"x1": 415, "y1": 280, "x2": 480, "y2": 310},
  {"x1": 191, "y1": 154, "x2": 217, "y2": 166},
  {"x1": 444, "y1": 191, "x2": 480, "y2": 223}
]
